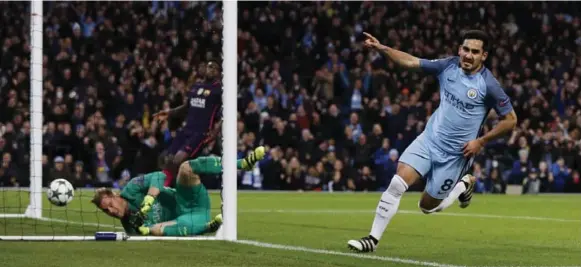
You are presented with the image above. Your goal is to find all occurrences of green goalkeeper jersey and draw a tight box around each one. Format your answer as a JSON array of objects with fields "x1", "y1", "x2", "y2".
[{"x1": 120, "y1": 171, "x2": 178, "y2": 234}]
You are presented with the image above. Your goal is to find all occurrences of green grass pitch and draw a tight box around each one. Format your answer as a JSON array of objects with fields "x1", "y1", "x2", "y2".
[{"x1": 0, "y1": 190, "x2": 580, "y2": 267}]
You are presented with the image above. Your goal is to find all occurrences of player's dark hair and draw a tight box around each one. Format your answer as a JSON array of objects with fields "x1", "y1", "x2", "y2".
[
  {"x1": 461, "y1": 30, "x2": 489, "y2": 52},
  {"x1": 207, "y1": 60, "x2": 222, "y2": 71}
]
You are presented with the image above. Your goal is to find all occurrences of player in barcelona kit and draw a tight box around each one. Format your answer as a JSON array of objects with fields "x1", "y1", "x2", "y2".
[
  {"x1": 92, "y1": 146, "x2": 265, "y2": 236},
  {"x1": 153, "y1": 60, "x2": 223, "y2": 188},
  {"x1": 347, "y1": 30, "x2": 518, "y2": 252}
]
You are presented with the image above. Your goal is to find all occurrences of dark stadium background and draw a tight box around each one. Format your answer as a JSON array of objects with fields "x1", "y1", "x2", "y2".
[{"x1": 0, "y1": 1, "x2": 580, "y2": 195}]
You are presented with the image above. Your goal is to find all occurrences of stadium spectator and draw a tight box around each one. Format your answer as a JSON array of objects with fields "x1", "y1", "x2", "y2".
[
  {"x1": 236, "y1": 1, "x2": 581, "y2": 193},
  {"x1": 0, "y1": 2, "x2": 223, "y2": 188},
  {"x1": 1, "y1": 2, "x2": 580, "y2": 194}
]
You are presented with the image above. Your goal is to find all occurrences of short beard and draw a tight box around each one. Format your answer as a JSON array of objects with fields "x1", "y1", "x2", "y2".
[{"x1": 459, "y1": 62, "x2": 481, "y2": 74}]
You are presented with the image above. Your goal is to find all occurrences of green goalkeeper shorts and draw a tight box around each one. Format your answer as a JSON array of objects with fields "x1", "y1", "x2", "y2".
[
  {"x1": 162, "y1": 183, "x2": 212, "y2": 236},
  {"x1": 163, "y1": 211, "x2": 211, "y2": 236},
  {"x1": 174, "y1": 183, "x2": 211, "y2": 216}
]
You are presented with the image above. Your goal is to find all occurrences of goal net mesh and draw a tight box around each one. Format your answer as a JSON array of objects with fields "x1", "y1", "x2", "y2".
[{"x1": 0, "y1": 1, "x2": 233, "y2": 241}]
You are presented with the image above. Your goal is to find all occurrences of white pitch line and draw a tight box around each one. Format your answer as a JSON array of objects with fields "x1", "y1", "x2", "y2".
[
  {"x1": 234, "y1": 239, "x2": 463, "y2": 267},
  {"x1": 5, "y1": 217, "x2": 580, "y2": 267},
  {"x1": 237, "y1": 209, "x2": 581, "y2": 223},
  {"x1": 8, "y1": 209, "x2": 579, "y2": 225},
  {"x1": 36, "y1": 217, "x2": 124, "y2": 229}
]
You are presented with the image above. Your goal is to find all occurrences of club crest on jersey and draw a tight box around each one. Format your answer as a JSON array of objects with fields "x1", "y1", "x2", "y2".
[
  {"x1": 203, "y1": 90, "x2": 211, "y2": 96},
  {"x1": 197, "y1": 88, "x2": 204, "y2": 95},
  {"x1": 467, "y1": 88, "x2": 477, "y2": 99}
]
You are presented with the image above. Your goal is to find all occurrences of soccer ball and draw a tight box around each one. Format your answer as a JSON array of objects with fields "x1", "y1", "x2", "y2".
[{"x1": 47, "y1": 179, "x2": 74, "y2": 206}]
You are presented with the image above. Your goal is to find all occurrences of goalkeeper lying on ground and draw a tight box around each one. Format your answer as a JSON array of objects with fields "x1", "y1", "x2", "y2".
[{"x1": 92, "y1": 146, "x2": 265, "y2": 236}]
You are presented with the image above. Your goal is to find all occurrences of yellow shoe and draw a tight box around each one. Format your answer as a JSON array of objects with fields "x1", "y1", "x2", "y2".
[
  {"x1": 241, "y1": 146, "x2": 266, "y2": 170},
  {"x1": 207, "y1": 214, "x2": 223, "y2": 233}
]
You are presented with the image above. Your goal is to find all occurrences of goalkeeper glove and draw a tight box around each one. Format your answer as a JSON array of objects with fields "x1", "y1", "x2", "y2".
[
  {"x1": 138, "y1": 226, "x2": 151, "y2": 235},
  {"x1": 140, "y1": 195, "x2": 155, "y2": 214},
  {"x1": 126, "y1": 210, "x2": 146, "y2": 231}
]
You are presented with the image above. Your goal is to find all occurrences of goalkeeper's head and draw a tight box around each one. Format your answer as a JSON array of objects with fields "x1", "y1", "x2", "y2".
[{"x1": 91, "y1": 188, "x2": 128, "y2": 219}]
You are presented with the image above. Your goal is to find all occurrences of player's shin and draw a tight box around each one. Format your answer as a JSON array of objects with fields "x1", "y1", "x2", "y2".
[
  {"x1": 369, "y1": 174, "x2": 408, "y2": 241},
  {"x1": 433, "y1": 181, "x2": 466, "y2": 212}
]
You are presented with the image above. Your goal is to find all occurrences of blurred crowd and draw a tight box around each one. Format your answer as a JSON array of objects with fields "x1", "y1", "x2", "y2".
[
  {"x1": 236, "y1": 1, "x2": 581, "y2": 193},
  {"x1": 0, "y1": 1, "x2": 223, "y2": 189},
  {"x1": 0, "y1": 2, "x2": 580, "y2": 194}
]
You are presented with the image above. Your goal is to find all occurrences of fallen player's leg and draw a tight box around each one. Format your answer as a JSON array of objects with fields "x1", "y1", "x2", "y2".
[
  {"x1": 136, "y1": 161, "x2": 217, "y2": 236},
  {"x1": 139, "y1": 213, "x2": 222, "y2": 236},
  {"x1": 137, "y1": 147, "x2": 265, "y2": 236}
]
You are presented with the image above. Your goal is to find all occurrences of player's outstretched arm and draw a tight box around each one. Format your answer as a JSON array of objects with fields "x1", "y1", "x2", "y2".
[
  {"x1": 153, "y1": 103, "x2": 188, "y2": 122},
  {"x1": 363, "y1": 32, "x2": 420, "y2": 70},
  {"x1": 168, "y1": 103, "x2": 188, "y2": 120}
]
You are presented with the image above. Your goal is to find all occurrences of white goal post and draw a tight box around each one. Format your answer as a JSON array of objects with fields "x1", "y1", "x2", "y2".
[
  {"x1": 0, "y1": 0, "x2": 43, "y2": 222},
  {"x1": 0, "y1": 1, "x2": 237, "y2": 241}
]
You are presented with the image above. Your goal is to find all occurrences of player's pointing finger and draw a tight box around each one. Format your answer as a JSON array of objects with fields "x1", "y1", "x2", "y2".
[{"x1": 362, "y1": 32, "x2": 375, "y2": 41}]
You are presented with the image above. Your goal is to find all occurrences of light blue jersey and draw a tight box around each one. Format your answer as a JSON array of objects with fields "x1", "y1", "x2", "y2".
[
  {"x1": 399, "y1": 56, "x2": 513, "y2": 199},
  {"x1": 420, "y1": 56, "x2": 513, "y2": 155}
]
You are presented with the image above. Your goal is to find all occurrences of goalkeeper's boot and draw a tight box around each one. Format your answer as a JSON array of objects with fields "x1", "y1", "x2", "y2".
[
  {"x1": 241, "y1": 146, "x2": 266, "y2": 170},
  {"x1": 347, "y1": 235, "x2": 378, "y2": 253},
  {"x1": 206, "y1": 214, "x2": 223, "y2": 233},
  {"x1": 458, "y1": 174, "x2": 476, "y2": 209}
]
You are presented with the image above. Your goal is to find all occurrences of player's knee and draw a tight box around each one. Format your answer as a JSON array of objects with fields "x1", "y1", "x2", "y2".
[
  {"x1": 173, "y1": 151, "x2": 188, "y2": 165},
  {"x1": 418, "y1": 202, "x2": 439, "y2": 214},
  {"x1": 418, "y1": 193, "x2": 441, "y2": 214},
  {"x1": 177, "y1": 161, "x2": 199, "y2": 186},
  {"x1": 419, "y1": 206, "x2": 438, "y2": 214},
  {"x1": 172, "y1": 156, "x2": 182, "y2": 166},
  {"x1": 177, "y1": 162, "x2": 191, "y2": 182},
  {"x1": 396, "y1": 163, "x2": 420, "y2": 186},
  {"x1": 162, "y1": 154, "x2": 175, "y2": 168}
]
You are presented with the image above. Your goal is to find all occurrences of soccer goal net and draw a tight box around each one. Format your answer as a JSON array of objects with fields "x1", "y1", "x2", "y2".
[{"x1": 0, "y1": 1, "x2": 237, "y2": 241}]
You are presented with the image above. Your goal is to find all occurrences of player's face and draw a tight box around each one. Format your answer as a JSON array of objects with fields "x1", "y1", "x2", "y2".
[
  {"x1": 99, "y1": 195, "x2": 126, "y2": 219},
  {"x1": 458, "y1": 39, "x2": 487, "y2": 74},
  {"x1": 206, "y1": 62, "x2": 220, "y2": 80}
]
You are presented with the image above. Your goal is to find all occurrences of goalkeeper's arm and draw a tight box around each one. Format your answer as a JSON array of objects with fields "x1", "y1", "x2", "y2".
[{"x1": 139, "y1": 172, "x2": 166, "y2": 214}]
